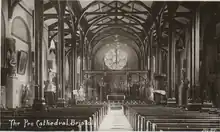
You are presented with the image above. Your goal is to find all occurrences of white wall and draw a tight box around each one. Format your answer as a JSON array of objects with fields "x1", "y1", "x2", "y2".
[{"x1": 2, "y1": 3, "x2": 49, "y2": 107}]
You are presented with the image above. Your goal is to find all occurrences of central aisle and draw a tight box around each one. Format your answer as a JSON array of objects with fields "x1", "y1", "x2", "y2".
[{"x1": 98, "y1": 108, "x2": 133, "y2": 131}]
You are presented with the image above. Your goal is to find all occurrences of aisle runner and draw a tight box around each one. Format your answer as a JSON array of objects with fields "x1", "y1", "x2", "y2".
[{"x1": 98, "y1": 109, "x2": 133, "y2": 131}]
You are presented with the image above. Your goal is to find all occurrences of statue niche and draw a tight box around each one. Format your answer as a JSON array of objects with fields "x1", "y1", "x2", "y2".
[{"x1": 6, "y1": 38, "x2": 17, "y2": 77}]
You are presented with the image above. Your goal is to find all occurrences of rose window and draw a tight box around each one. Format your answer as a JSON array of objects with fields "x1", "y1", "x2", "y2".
[{"x1": 104, "y1": 48, "x2": 127, "y2": 70}]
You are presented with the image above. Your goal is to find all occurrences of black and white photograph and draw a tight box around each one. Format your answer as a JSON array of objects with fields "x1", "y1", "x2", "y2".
[{"x1": 0, "y1": 0, "x2": 220, "y2": 131}]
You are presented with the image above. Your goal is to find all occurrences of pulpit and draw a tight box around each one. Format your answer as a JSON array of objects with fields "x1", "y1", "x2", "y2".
[
  {"x1": 154, "y1": 74, "x2": 165, "y2": 90},
  {"x1": 154, "y1": 90, "x2": 167, "y2": 105},
  {"x1": 154, "y1": 74, "x2": 166, "y2": 104}
]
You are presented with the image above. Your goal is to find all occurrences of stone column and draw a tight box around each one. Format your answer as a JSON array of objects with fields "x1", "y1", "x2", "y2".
[
  {"x1": 171, "y1": 30, "x2": 176, "y2": 98},
  {"x1": 200, "y1": 7, "x2": 216, "y2": 105},
  {"x1": 71, "y1": 39, "x2": 77, "y2": 102},
  {"x1": 32, "y1": 0, "x2": 46, "y2": 110},
  {"x1": 149, "y1": 31, "x2": 153, "y2": 78},
  {"x1": 74, "y1": 44, "x2": 77, "y2": 91},
  {"x1": 155, "y1": 47, "x2": 164, "y2": 91},
  {"x1": 85, "y1": 56, "x2": 89, "y2": 100},
  {"x1": 167, "y1": 17, "x2": 173, "y2": 98},
  {"x1": 159, "y1": 49, "x2": 163, "y2": 74},
  {"x1": 87, "y1": 56, "x2": 92, "y2": 100},
  {"x1": 155, "y1": 46, "x2": 160, "y2": 74},
  {"x1": 79, "y1": 30, "x2": 83, "y2": 85},
  {"x1": 194, "y1": 8, "x2": 200, "y2": 100},
  {"x1": 70, "y1": 33, "x2": 76, "y2": 104},
  {"x1": 57, "y1": 1, "x2": 66, "y2": 107},
  {"x1": 191, "y1": 14, "x2": 195, "y2": 100},
  {"x1": 144, "y1": 45, "x2": 147, "y2": 70},
  {"x1": 167, "y1": 3, "x2": 179, "y2": 99},
  {"x1": 100, "y1": 85, "x2": 103, "y2": 101},
  {"x1": 190, "y1": 9, "x2": 200, "y2": 101}
]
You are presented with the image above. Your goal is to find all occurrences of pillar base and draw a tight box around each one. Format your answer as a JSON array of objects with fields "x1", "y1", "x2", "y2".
[
  {"x1": 32, "y1": 99, "x2": 46, "y2": 111},
  {"x1": 57, "y1": 98, "x2": 66, "y2": 107}
]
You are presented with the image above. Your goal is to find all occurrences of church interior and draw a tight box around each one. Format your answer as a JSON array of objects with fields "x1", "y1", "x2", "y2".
[{"x1": 0, "y1": 0, "x2": 220, "y2": 131}]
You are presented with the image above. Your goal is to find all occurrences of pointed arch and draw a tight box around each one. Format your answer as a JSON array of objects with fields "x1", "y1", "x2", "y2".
[{"x1": 11, "y1": 16, "x2": 31, "y2": 44}]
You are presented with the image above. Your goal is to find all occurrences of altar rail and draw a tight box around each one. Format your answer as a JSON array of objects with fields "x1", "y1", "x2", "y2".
[{"x1": 76, "y1": 100, "x2": 147, "y2": 105}]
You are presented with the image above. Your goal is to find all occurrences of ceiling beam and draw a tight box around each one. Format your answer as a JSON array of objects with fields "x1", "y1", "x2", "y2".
[
  {"x1": 44, "y1": 2, "x2": 54, "y2": 11},
  {"x1": 44, "y1": 13, "x2": 70, "y2": 18},
  {"x1": 90, "y1": 19, "x2": 144, "y2": 32},
  {"x1": 95, "y1": 23, "x2": 145, "y2": 26},
  {"x1": 180, "y1": 2, "x2": 201, "y2": 11},
  {"x1": 83, "y1": 70, "x2": 148, "y2": 74},
  {"x1": 44, "y1": 15, "x2": 71, "y2": 22},
  {"x1": 49, "y1": 28, "x2": 72, "y2": 32},
  {"x1": 70, "y1": 1, "x2": 92, "y2": 40},
  {"x1": 48, "y1": 17, "x2": 71, "y2": 30},
  {"x1": 97, "y1": 1, "x2": 147, "y2": 22},
  {"x1": 163, "y1": 11, "x2": 192, "y2": 19},
  {"x1": 85, "y1": 11, "x2": 149, "y2": 16},
  {"x1": 151, "y1": 2, "x2": 165, "y2": 20}
]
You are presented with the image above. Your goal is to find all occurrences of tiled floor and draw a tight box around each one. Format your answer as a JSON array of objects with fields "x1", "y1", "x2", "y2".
[{"x1": 98, "y1": 109, "x2": 133, "y2": 131}]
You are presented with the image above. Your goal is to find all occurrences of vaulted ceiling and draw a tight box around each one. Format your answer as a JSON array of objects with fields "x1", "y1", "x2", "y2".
[{"x1": 18, "y1": 0, "x2": 201, "y2": 55}]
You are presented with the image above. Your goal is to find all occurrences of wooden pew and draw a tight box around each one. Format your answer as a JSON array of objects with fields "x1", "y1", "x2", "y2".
[
  {"x1": 124, "y1": 105, "x2": 220, "y2": 131},
  {"x1": 0, "y1": 107, "x2": 103, "y2": 131},
  {"x1": 0, "y1": 105, "x2": 108, "y2": 131},
  {"x1": 134, "y1": 106, "x2": 219, "y2": 131}
]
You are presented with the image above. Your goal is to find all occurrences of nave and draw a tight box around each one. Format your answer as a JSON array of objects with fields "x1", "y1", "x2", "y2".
[
  {"x1": 1, "y1": 0, "x2": 220, "y2": 131},
  {"x1": 1, "y1": 101, "x2": 220, "y2": 131}
]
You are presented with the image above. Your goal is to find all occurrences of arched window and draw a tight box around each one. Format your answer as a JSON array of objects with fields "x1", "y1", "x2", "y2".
[{"x1": 11, "y1": 16, "x2": 31, "y2": 44}]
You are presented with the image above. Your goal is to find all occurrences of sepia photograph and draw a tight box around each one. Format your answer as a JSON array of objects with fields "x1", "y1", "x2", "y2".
[{"x1": 0, "y1": 0, "x2": 220, "y2": 131}]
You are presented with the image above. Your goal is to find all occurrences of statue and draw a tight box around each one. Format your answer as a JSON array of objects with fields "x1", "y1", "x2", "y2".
[
  {"x1": 209, "y1": 74, "x2": 217, "y2": 107},
  {"x1": 6, "y1": 38, "x2": 17, "y2": 77},
  {"x1": 178, "y1": 68, "x2": 189, "y2": 108},
  {"x1": 44, "y1": 80, "x2": 56, "y2": 107},
  {"x1": 76, "y1": 84, "x2": 85, "y2": 102},
  {"x1": 21, "y1": 84, "x2": 30, "y2": 107},
  {"x1": 145, "y1": 79, "x2": 154, "y2": 103}
]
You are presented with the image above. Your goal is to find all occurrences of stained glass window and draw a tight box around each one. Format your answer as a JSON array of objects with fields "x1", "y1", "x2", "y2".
[{"x1": 104, "y1": 48, "x2": 127, "y2": 70}]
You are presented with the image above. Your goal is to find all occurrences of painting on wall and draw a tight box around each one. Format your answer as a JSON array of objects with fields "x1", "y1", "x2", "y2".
[{"x1": 17, "y1": 51, "x2": 28, "y2": 75}]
